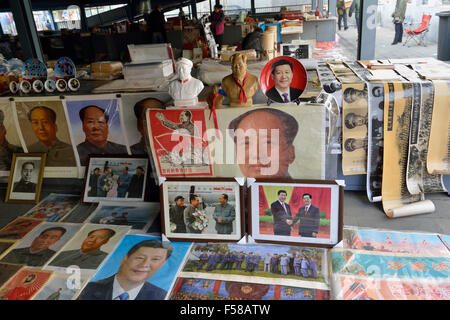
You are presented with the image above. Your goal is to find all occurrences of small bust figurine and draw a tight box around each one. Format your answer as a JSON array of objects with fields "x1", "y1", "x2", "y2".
[
  {"x1": 215, "y1": 53, "x2": 259, "y2": 108},
  {"x1": 168, "y1": 57, "x2": 204, "y2": 107}
]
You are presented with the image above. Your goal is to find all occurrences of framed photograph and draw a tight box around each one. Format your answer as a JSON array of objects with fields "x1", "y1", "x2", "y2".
[
  {"x1": 82, "y1": 155, "x2": 149, "y2": 204},
  {"x1": 248, "y1": 179, "x2": 343, "y2": 247},
  {"x1": 5, "y1": 153, "x2": 46, "y2": 204},
  {"x1": 86, "y1": 201, "x2": 160, "y2": 233},
  {"x1": 161, "y1": 178, "x2": 245, "y2": 242}
]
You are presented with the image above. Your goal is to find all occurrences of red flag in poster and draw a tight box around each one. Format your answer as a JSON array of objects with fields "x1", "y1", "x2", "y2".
[{"x1": 288, "y1": 186, "x2": 331, "y2": 219}]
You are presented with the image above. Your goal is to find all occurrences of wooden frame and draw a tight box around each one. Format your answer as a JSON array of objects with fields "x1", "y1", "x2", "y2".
[
  {"x1": 160, "y1": 177, "x2": 245, "y2": 242},
  {"x1": 248, "y1": 179, "x2": 344, "y2": 248},
  {"x1": 5, "y1": 153, "x2": 46, "y2": 204},
  {"x1": 81, "y1": 154, "x2": 149, "y2": 205}
]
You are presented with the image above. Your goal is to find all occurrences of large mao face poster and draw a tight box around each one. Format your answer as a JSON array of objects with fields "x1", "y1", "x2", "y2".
[
  {"x1": 146, "y1": 108, "x2": 213, "y2": 177},
  {"x1": 64, "y1": 95, "x2": 130, "y2": 173},
  {"x1": 214, "y1": 105, "x2": 325, "y2": 179}
]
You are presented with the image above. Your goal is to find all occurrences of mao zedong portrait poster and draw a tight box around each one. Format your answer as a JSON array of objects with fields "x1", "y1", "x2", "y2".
[
  {"x1": 14, "y1": 99, "x2": 77, "y2": 170},
  {"x1": 64, "y1": 97, "x2": 128, "y2": 167},
  {"x1": 260, "y1": 56, "x2": 307, "y2": 104},
  {"x1": 76, "y1": 234, "x2": 191, "y2": 300}
]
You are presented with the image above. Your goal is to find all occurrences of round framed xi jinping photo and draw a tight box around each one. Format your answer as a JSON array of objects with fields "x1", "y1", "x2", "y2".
[{"x1": 259, "y1": 56, "x2": 307, "y2": 104}]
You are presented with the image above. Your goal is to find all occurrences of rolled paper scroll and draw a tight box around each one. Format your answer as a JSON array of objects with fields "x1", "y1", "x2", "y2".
[{"x1": 385, "y1": 200, "x2": 435, "y2": 218}]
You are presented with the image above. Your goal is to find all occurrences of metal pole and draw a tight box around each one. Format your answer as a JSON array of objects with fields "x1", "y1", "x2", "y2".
[
  {"x1": 357, "y1": 0, "x2": 377, "y2": 60},
  {"x1": 329, "y1": 0, "x2": 337, "y2": 17}
]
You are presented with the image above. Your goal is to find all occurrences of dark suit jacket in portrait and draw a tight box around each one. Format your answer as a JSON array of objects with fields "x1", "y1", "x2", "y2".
[
  {"x1": 265, "y1": 87, "x2": 303, "y2": 103},
  {"x1": 12, "y1": 179, "x2": 36, "y2": 193},
  {"x1": 77, "y1": 275, "x2": 167, "y2": 300},
  {"x1": 293, "y1": 204, "x2": 320, "y2": 237},
  {"x1": 127, "y1": 174, "x2": 145, "y2": 198},
  {"x1": 270, "y1": 201, "x2": 293, "y2": 236}
]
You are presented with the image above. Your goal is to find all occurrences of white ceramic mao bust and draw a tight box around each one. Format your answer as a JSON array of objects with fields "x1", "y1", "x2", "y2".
[{"x1": 168, "y1": 57, "x2": 204, "y2": 106}]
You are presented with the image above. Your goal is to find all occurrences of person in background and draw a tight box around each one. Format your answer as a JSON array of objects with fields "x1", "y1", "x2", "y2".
[
  {"x1": 241, "y1": 25, "x2": 263, "y2": 55},
  {"x1": 391, "y1": 0, "x2": 408, "y2": 45},
  {"x1": 264, "y1": 253, "x2": 271, "y2": 273},
  {"x1": 337, "y1": 0, "x2": 348, "y2": 31},
  {"x1": 148, "y1": 5, "x2": 167, "y2": 43},
  {"x1": 179, "y1": 8, "x2": 186, "y2": 20},
  {"x1": 211, "y1": 4, "x2": 225, "y2": 51}
]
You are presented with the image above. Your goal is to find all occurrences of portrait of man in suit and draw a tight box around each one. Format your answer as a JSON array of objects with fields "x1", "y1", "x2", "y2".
[
  {"x1": 292, "y1": 193, "x2": 320, "y2": 237},
  {"x1": 265, "y1": 59, "x2": 303, "y2": 103},
  {"x1": 270, "y1": 190, "x2": 293, "y2": 236},
  {"x1": 343, "y1": 87, "x2": 367, "y2": 104},
  {"x1": 77, "y1": 239, "x2": 173, "y2": 300},
  {"x1": 76, "y1": 106, "x2": 128, "y2": 166},
  {"x1": 228, "y1": 108, "x2": 299, "y2": 178},
  {"x1": 27, "y1": 106, "x2": 76, "y2": 167},
  {"x1": 131, "y1": 98, "x2": 164, "y2": 155},
  {"x1": 12, "y1": 161, "x2": 37, "y2": 193}
]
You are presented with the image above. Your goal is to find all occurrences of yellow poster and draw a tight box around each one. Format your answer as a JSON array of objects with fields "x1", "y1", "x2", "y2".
[{"x1": 382, "y1": 82, "x2": 420, "y2": 214}]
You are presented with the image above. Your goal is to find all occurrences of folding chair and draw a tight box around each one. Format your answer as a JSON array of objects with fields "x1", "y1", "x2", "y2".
[{"x1": 403, "y1": 14, "x2": 432, "y2": 47}]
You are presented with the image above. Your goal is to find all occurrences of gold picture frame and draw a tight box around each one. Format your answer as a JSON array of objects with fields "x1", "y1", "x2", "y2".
[{"x1": 5, "y1": 153, "x2": 46, "y2": 204}]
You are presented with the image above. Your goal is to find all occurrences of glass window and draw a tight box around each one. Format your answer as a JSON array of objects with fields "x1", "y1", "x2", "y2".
[
  {"x1": 52, "y1": 7, "x2": 81, "y2": 30},
  {"x1": 33, "y1": 10, "x2": 55, "y2": 31}
]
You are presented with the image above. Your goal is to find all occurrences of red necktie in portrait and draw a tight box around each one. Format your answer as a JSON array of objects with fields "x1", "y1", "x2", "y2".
[
  {"x1": 282, "y1": 202, "x2": 287, "y2": 213},
  {"x1": 305, "y1": 207, "x2": 309, "y2": 215}
]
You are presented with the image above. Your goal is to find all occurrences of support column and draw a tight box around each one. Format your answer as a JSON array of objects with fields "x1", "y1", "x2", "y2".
[
  {"x1": 9, "y1": 0, "x2": 44, "y2": 61},
  {"x1": 79, "y1": 4, "x2": 88, "y2": 32},
  {"x1": 191, "y1": 1, "x2": 198, "y2": 20},
  {"x1": 328, "y1": 0, "x2": 337, "y2": 17},
  {"x1": 251, "y1": 0, "x2": 255, "y2": 15}
]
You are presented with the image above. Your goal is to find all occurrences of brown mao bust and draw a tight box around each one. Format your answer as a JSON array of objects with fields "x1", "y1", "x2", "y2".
[{"x1": 215, "y1": 53, "x2": 259, "y2": 108}]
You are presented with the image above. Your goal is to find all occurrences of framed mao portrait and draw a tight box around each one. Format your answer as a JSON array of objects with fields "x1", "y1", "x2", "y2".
[
  {"x1": 5, "y1": 153, "x2": 46, "y2": 204},
  {"x1": 248, "y1": 179, "x2": 343, "y2": 248},
  {"x1": 259, "y1": 56, "x2": 308, "y2": 104}
]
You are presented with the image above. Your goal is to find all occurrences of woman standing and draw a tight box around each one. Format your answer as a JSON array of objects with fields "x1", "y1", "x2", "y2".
[{"x1": 211, "y1": 4, "x2": 225, "y2": 51}]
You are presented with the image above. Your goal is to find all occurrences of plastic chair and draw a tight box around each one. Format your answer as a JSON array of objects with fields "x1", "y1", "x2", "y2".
[{"x1": 403, "y1": 14, "x2": 432, "y2": 47}]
